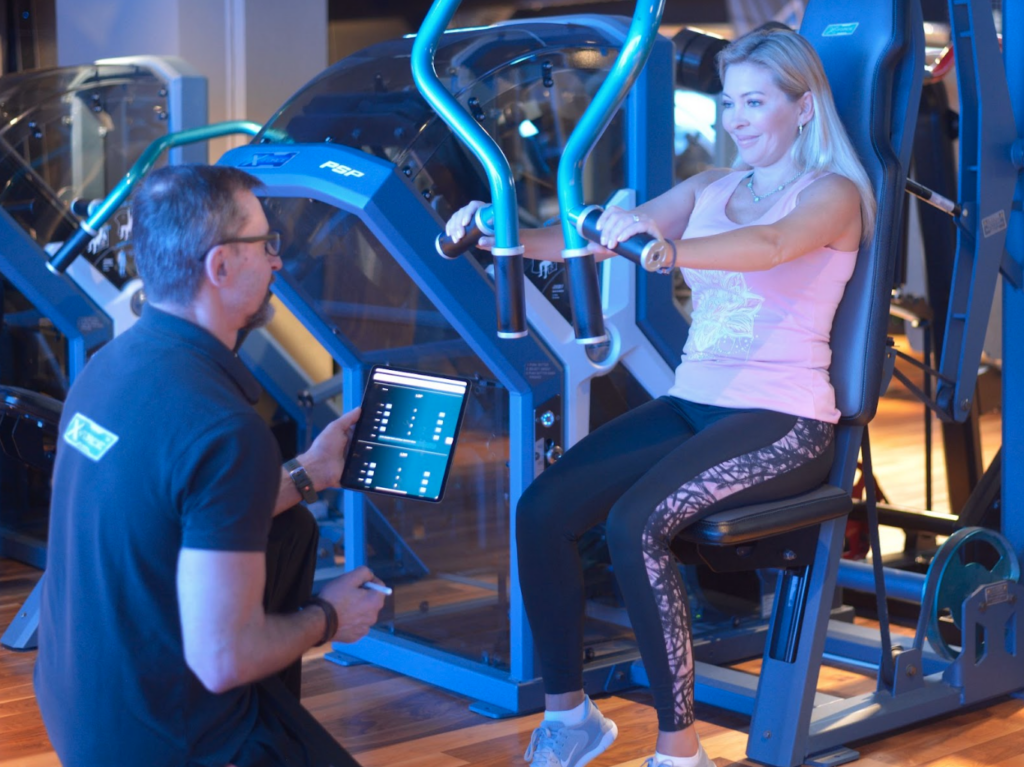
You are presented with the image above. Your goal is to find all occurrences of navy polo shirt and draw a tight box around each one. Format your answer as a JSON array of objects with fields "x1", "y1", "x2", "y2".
[{"x1": 35, "y1": 305, "x2": 282, "y2": 766}]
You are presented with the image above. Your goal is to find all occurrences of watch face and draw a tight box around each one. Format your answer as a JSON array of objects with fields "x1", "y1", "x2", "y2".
[{"x1": 288, "y1": 462, "x2": 317, "y2": 502}]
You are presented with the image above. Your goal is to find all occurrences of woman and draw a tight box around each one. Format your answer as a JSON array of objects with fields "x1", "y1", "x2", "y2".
[{"x1": 446, "y1": 25, "x2": 874, "y2": 767}]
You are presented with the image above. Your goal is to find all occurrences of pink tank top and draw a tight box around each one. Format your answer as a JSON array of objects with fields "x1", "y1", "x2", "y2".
[{"x1": 666, "y1": 170, "x2": 857, "y2": 423}]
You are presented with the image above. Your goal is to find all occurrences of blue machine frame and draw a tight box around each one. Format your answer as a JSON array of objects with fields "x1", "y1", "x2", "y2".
[{"x1": 219, "y1": 140, "x2": 562, "y2": 709}]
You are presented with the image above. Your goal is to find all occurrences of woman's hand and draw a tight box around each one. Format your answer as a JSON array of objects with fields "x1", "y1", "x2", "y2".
[
  {"x1": 595, "y1": 206, "x2": 664, "y2": 251},
  {"x1": 445, "y1": 200, "x2": 494, "y2": 250}
]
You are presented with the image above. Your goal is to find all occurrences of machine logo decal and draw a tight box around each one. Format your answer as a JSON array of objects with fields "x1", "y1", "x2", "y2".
[
  {"x1": 320, "y1": 160, "x2": 366, "y2": 178},
  {"x1": 241, "y1": 152, "x2": 298, "y2": 168},
  {"x1": 822, "y1": 23, "x2": 859, "y2": 37},
  {"x1": 63, "y1": 413, "x2": 120, "y2": 461},
  {"x1": 982, "y1": 210, "x2": 1008, "y2": 238}
]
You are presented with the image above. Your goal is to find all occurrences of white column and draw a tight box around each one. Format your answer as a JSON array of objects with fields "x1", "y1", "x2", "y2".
[{"x1": 55, "y1": 0, "x2": 327, "y2": 162}]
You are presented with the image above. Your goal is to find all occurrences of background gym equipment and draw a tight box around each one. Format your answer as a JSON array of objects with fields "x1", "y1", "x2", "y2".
[{"x1": 0, "y1": 56, "x2": 208, "y2": 649}]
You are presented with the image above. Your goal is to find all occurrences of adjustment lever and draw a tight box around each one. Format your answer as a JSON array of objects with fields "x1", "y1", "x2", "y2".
[{"x1": 905, "y1": 178, "x2": 961, "y2": 218}]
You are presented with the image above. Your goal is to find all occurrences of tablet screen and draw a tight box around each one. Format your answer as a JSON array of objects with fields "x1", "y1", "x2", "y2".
[{"x1": 340, "y1": 366, "x2": 471, "y2": 502}]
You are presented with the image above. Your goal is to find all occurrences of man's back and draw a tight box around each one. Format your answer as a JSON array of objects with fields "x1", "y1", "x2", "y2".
[{"x1": 35, "y1": 306, "x2": 281, "y2": 766}]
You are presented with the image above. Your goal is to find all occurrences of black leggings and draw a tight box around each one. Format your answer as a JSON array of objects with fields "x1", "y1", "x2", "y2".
[{"x1": 516, "y1": 396, "x2": 834, "y2": 731}]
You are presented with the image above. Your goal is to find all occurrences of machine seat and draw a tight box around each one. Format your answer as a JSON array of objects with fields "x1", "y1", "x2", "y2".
[
  {"x1": 678, "y1": 485, "x2": 851, "y2": 546},
  {"x1": 1, "y1": 386, "x2": 63, "y2": 423},
  {"x1": 668, "y1": 485, "x2": 852, "y2": 573}
]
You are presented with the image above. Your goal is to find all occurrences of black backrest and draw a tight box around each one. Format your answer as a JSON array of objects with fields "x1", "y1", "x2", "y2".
[{"x1": 800, "y1": 1, "x2": 924, "y2": 425}]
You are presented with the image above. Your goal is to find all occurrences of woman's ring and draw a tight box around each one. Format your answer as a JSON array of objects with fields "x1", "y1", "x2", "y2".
[{"x1": 632, "y1": 214, "x2": 641, "y2": 223}]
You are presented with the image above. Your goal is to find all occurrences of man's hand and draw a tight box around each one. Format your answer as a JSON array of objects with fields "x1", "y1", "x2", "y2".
[
  {"x1": 298, "y1": 408, "x2": 361, "y2": 492},
  {"x1": 318, "y1": 565, "x2": 386, "y2": 643}
]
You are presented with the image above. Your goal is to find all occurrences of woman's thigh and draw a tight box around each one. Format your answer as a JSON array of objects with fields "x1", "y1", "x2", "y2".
[
  {"x1": 516, "y1": 397, "x2": 697, "y2": 541},
  {"x1": 606, "y1": 410, "x2": 834, "y2": 544}
]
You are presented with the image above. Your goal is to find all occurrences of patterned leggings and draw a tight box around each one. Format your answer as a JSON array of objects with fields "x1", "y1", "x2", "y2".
[{"x1": 516, "y1": 396, "x2": 834, "y2": 731}]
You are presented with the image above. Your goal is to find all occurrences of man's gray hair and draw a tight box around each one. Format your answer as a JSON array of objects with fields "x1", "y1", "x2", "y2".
[{"x1": 130, "y1": 164, "x2": 264, "y2": 305}]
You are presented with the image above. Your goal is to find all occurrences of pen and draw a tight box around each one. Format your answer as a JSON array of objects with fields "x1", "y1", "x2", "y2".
[{"x1": 361, "y1": 581, "x2": 393, "y2": 596}]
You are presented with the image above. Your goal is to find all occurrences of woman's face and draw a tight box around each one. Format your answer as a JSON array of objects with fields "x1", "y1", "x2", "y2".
[{"x1": 721, "y1": 62, "x2": 809, "y2": 169}]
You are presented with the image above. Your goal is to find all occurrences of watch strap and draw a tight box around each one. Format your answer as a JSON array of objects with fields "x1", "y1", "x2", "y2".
[{"x1": 302, "y1": 597, "x2": 338, "y2": 646}]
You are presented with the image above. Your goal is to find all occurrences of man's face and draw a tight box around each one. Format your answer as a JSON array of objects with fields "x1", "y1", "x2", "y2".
[{"x1": 223, "y1": 191, "x2": 282, "y2": 332}]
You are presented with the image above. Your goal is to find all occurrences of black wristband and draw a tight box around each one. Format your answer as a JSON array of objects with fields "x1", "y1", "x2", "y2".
[{"x1": 302, "y1": 597, "x2": 338, "y2": 647}]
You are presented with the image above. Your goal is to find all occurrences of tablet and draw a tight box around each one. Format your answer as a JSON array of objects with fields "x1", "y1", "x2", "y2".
[{"x1": 340, "y1": 366, "x2": 471, "y2": 503}]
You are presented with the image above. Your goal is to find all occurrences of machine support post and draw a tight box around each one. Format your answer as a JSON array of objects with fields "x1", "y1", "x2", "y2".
[
  {"x1": 412, "y1": 0, "x2": 527, "y2": 339},
  {"x1": 1001, "y1": 0, "x2": 1024, "y2": 559},
  {"x1": 934, "y1": 0, "x2": 1019, "y2": 422},
  {"x1": 555, "y1": 0, "x2": 666, "y2": 344}
]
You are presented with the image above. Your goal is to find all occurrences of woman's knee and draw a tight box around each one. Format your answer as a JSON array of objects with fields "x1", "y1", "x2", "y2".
[
  {"x1": 516, "y1": 469, "x2": 596, "y2": 548},
  {"x1": 604, "y1": 503, "x2": 650, "y2": 565},
  {"x1": 515, "y1": 478, "x2": 562, "y2": 546}
]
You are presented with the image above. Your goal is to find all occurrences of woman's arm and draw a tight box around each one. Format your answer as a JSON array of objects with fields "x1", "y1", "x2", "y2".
[
  {"x1": 599, "y1": 173, "x2": 863, "y2": 273},
  {"x1": 444, "y1": 168, "x2": 729, "y2": 262},
  {"x1": 622, "y1": 168, "x2": 731, "y2": 241}
]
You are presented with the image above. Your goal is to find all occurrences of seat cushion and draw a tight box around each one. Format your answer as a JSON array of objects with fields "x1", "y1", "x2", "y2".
[{"x1": 678, "y1": 484, "x2": 852, "y2": 547}]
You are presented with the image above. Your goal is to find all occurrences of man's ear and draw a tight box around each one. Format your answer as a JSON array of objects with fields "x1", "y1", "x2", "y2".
[{"x1": 203, "y1": 245, "x2": 232, "y2": 287}]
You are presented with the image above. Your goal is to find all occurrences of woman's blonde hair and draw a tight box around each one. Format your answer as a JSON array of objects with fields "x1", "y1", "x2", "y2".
[{"x1": 718, "y1": 26, "x2": 876, "y2": 239}]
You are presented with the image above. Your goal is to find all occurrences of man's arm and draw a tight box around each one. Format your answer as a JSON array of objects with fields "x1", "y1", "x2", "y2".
[
  {"x1": 274, "y1": 408, "x2": 361, "y2": 516},
  {"x1": 177, "y1": 550, "x2": 384, "y2": 693}
]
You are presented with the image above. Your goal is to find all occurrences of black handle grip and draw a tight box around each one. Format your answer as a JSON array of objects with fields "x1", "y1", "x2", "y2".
[
  {"x1": 578, "y1": 208, "x2": 673, "y2": 273},
  {"x1": 70, "y1": 198, "x2": 102, "y2": 217},
  {"x1": 563, "y1": 252, "x2": 606, "y2": 344},
  {"x1": 47, "y1": 225, "x2": 95, "y2": 274},
  {"x1": 493, "y1": 251, "x2": 527, "y2": 338},
  {"x1": 436, "y1": 208, "x2": 493, "y2": 259}
]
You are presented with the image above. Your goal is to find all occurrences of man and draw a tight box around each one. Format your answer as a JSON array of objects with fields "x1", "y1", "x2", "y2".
[{"x1": 35, "y1": 164, "x2": 384, "y2": 766}]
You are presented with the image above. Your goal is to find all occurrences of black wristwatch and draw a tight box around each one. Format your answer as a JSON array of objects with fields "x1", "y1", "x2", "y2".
[{"x1": 284, "y1": 458, "x2": 318, "y2": 503}]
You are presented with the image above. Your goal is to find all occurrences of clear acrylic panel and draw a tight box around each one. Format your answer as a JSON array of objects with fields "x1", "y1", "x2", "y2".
[
  {"x1": 0, "y1": 64, "x2": 175, "y2": 208},
  {"x1": 264, "y1": 196, "x2": 514, "y2": 668},
  {"x1": 259, "y1": 26, "x2": 628, "y2": 327}
]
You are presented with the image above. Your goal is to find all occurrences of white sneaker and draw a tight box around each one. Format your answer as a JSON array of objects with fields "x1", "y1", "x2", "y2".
[
  {"x1": 640, "y1": 745, "x2": 715, "y2": 767},
  {"x1": 523, "y1": 698, "x2": 618, "y2": 767}
]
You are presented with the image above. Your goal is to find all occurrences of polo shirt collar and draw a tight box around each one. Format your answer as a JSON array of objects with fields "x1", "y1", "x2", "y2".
[{"x1": 138, "y1": 305, "x2": 263, "y2": 404}]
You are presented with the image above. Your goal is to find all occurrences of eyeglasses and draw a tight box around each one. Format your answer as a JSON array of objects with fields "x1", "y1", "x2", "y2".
[{"x1": 206, "y1": 230, "x2": 282, "y2": 260}]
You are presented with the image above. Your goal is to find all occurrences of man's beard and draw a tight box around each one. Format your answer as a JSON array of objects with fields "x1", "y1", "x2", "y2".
[{"x1": 241, "y1": 290, "x2": 275, "y2": 334}]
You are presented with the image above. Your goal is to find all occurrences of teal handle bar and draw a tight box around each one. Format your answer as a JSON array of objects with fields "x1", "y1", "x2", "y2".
[
  {"x1": 48, "y1": 120, "x2": 277, "y2": 274},
  {"x1": 557, "y1": 1, "x2": 667, "y2": 344},
  {"x1": 412, "y1": 0, "x2": 527, "y2": 339}
]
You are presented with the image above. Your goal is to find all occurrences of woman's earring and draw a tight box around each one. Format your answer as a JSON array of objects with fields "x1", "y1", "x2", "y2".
[{"x1": 798, "y1": 123, "x2": 804, "y2": 136}]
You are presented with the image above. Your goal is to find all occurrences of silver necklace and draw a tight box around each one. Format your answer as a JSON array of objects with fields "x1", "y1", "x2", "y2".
[{"x1": 745, "y1": 170, "x2": 804, "y2": 203}]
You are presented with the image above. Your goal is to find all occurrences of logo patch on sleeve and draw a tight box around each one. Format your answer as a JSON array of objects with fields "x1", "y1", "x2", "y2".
[{"x1": 63, "y1": 413, "x2": 120, "y2": 461}]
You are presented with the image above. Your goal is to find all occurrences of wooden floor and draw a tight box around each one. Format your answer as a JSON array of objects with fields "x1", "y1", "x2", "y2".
[{"x1": 1, "y1": 352, "x2": 1017, "y2": 767}]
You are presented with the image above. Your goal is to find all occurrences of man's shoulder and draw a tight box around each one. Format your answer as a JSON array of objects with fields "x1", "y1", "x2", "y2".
[
  {"x1": 62, "y1": 332, "x2": 258, "y2": 456},
  {"x1": 76, "y1": 322, "x2": 237, "y2": 398}
]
